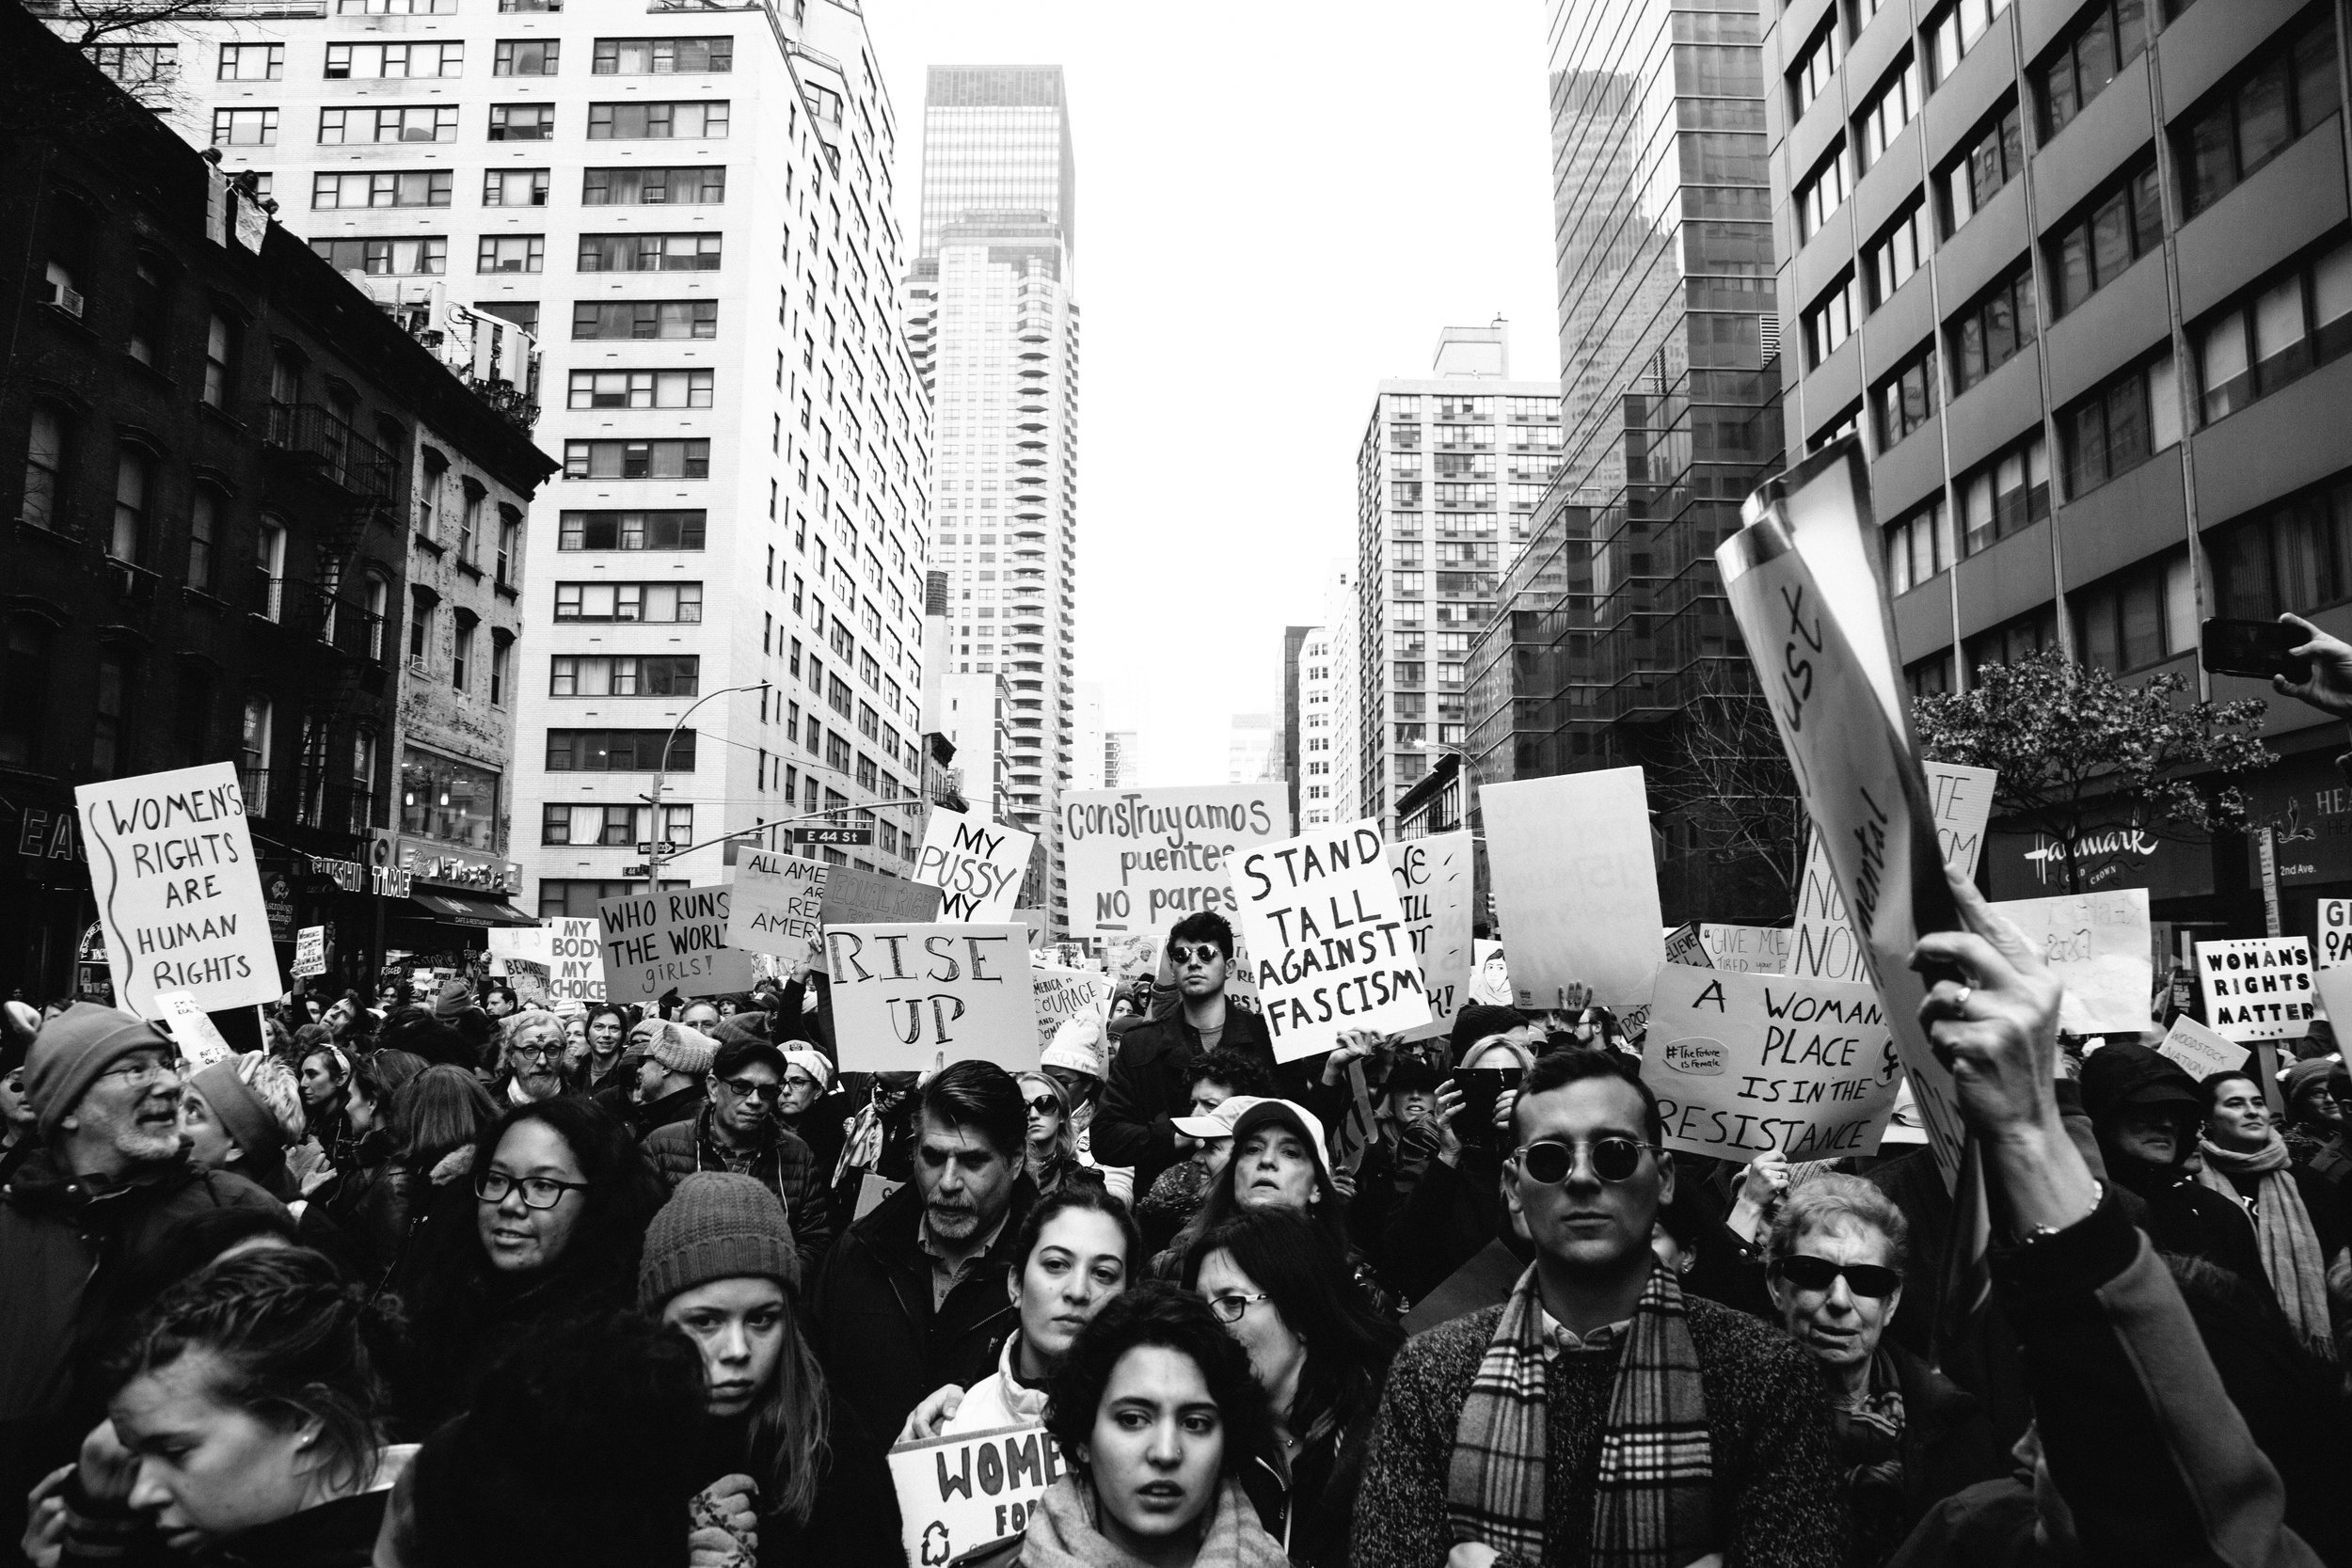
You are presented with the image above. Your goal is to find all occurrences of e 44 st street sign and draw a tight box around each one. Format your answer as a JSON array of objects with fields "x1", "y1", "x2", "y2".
[{"x1": 792, "y1": 826, "x2": 873, "y2": 846}]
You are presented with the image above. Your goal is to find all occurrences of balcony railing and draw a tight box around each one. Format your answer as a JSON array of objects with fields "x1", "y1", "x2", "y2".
[
  {"x1": 240, "y1": 767, "x2": 272, "y2": 818},
  {"x1": 264, "y1": 403, "x2": 396, "y2": 504}
]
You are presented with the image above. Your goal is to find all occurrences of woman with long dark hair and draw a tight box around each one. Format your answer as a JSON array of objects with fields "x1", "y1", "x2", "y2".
[
  {"x1": 1182, "y1": 1210, "x2": 1403, "y2": 1566},
  {"x1": 313, "y1": 1050, "x2": 429, "y2": 1284}
]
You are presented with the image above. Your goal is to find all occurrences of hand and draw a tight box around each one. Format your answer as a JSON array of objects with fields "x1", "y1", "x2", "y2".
[
  {"x1": 1431, "y1": 1080, "x2": 1465, "y2": 1165},
  {"x1": 1909, "y1": 865, "x2": 2066, "y2": 1147},
  {"x1": 75, "y1": 1421, "x2": 138, "y2": 1505},
  {"x1": 898, "y1": 1385, "x2": 965, "y2": 1444},
  {"x1": 688, "y1": 1525, "x2": 753, "y2": 1568},
  {"x1": 1330, "y1": 1166, "x2": 1358, "y2": 1202},
  {"x1": 1322, "y1": 1028, "x2": 1382, "y2": 1085},
  {"x1": 692, "y1": 1474, "x2": 757, "y2": 1537},
  {"x1": 1491, "y1": 1087, "x2": 1518, "y2": 1141},
  {"x1": 1726, "y1": 1148, "x2": 1790, "y2": 1244},
  {"x1": 788, "y1": 948, "x2": 815, "y2": 984},
  {"x1": 22, "y1": 1465, "x2": 72, "y2": 1568},
  {"x1": 2276, "y1": 612, "x2": 2352, "y2": 720},
  {"x1": 1448, "y1": 1544, "x2": 1501, "y2": 1568},
  {"x1": 286, "y1": 1140, "x2": 330, "y2": 1193}
]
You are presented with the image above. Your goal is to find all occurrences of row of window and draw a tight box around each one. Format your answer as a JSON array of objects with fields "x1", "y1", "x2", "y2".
[
  {"x1": 552, "y1": 581, "x2": 702, "y2": 622},
  {"x1": 541, "y1": 803, "x2": 691, "y2": 847},
  {"x1": 212, "y1": 100, "x2": 730, "y2": 148},
  {"x1": 562, "y1": 439, "x2": 709, "y2": 481},
  {"x1": 305, "y1": 231, "x2": 722, "y2": 277},
  {"x1": 213, "y1": 34, "x2": 730, "y2": 80},
  {"x1": 548, "y1": 654, "x2": 698, "y2": 696}
]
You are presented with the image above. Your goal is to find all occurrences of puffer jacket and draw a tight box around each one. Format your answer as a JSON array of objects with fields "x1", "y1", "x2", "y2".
[{"x1": 642, "y1": 1105, "x2": 832, "y2": 1278}]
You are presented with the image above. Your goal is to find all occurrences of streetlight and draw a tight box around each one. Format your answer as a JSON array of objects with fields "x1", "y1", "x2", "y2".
[{"x1": 644, "y1": 682, "x2": 768, "y2": 888}]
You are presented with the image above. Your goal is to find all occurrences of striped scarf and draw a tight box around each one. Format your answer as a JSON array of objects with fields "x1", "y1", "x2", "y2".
[
  {"x1": 2195, "y1": 1132, "x2": 2337, "y2": 1361},
  {"x1": 1447, "y1": 1263, "x2": 1716, "y2": 1568}
]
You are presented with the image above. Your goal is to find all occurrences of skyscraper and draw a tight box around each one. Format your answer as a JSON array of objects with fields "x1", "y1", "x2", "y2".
[
  {"x1": 1297, "y1": 626, "x2": 1341, "y2": 828},
  {"x1": 903, "y1": 65, "x2": 1080, "y2": 934}
]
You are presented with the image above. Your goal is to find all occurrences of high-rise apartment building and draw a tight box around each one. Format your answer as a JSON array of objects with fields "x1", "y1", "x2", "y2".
[
  {"x1": 1280, "y1": 625, "x2": 1311, "y2": 828},
  {"x1": 1355, "y1": 325, "x2": 1562, "y2": 832},
  {"x1": 156, "y1": 0, "x2": 934, "y2": 916},
  {"x1": 1464, "y1": 0, "x2": 1784, "y2": 918},
  {"x1": 1297, "y1": 627, "x2": 1340, "y2": 827},
  {"x1": 1104, "y1": 728, "x2": 1139, "y2": 788},
  {"x1": 1762, "y1": 0, "x2": 2352, "y2": 915},
  {"x1": 901, "y1": 65, "x2": 1080, "y2": 933},
  {"x1": 1324, "y1": 562, "x2": 1360, "y2": 828}
]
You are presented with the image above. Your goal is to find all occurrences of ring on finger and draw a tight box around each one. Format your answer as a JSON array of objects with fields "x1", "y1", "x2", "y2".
[{"x1": 1950, "y1": 983, "x2": 1973, "y2": 1016}]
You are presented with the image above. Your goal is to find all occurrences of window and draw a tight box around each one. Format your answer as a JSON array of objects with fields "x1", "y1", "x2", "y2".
[
  {"x1": 546, "y1": 728, "x2": 696, "y2": 770},
  {"x1": 21, "y1": 405, "x2": 67, "y2": 531},
  {"x1": 2074, "y1": 553, "x2": 2196, "y2": 672},
  {"x1": 309, "y1": 237, "x2": 446, "y2": 276},
  {"x1": 540, "y1": 879, "x2": 684, "y2": 918},
  {"x1": 1941, "y1": 99, "x2": 2023, "y2": 232},
  {"x1": 1956, "y1": 431, "x2": 2051, "y2": 553},
  {"x1": 576, "y1": 232, "x2": 723, "y2": 271},
  {"x1": 2060, "y1": 353, "x2": 2178, "y2": 497},
  {"x1": 587, "y1": 101, "x2": 728, "y2": 138},
  {"x1": 494, "y1": 40, "x2": 560, "y2": 74},
  {"x1": 1948, "y1": 261, "x2": 2038, "y2": 391},
  {"x1": 87, "y1": 651, "x2": 128, "y2": 777},
  {"x1": 325, "y1": 41, "x2": 461, "y2": 76},
  {"x1": 90, "y1": 42, "x2": 174, "y2": 87},
  {"x1": 490, "y1": 632, "x2": 511, "y2": 705},
  {"x1": 554, "y1": 581, "x2": 703, "y2": 622},
  {"x1": 127, "y1": 259, "x2": 168, "y2": 367},
  {"x1": 1925, "y1": 0, "x2": 2010, "y2": 87},
  {"x1": 363, "y1": 573, "x2": 389, "y2": 660},
  {"x1": 1804, "y1": 273, "x2": 1857, "y2": 367},
  {"x1": 2036, "y1": 0, "x2": 2151, "y2": 139},
  {"x1": 593, "y1": 37, "x2": 733, "y2": 72},
  {"x1": 557, "y1": 509, "x2": 707, "y2": 549},
  {"x1": 2194, "y1": 237, "x2": 2352, "y2": 422},
  {"x1": 488, "y1": 103, "x2": 557, "y2": 140},
  {"x1": 476, "y1": 234, "x2": 545, "y2": 274},
  {"x1": 338, "y1": 0, "x2": 453, "y2": 12},
  {"x1": 2209, "y1": 476, "x2": 2352, "y2": 620},
  {"x1": 566, "y1": 369, "x2": 713, "y2": 408},
  {"x1": 1863, "y1": 196, "x2": 1931, "y2": 308},
  {"x1": 349, "y1": 731, "x2": 376, "y2": 833},
  {"x1": 1883, "y1": 495, "x2": 1953, "y2": 594},
  {"x1": 319, "y1": 106, "x2": 456, "y2": 143},
  {"x1": 210, "y1": 108, "x2": 278, "y2": 147},
  {"x1": 255, "y1": 518, "x2": 284, "y2": 620},
  {"x1": 1963, "y1": 608, "x2": 2057, "y2": 672},
  {"x1": 452, "y1": 613, "x2": 474, "y2": 690},
  {"x1": 110, "y1": 448, "x2": 151, "y2": 564},
  {"x1": 457, "y1": 486, "x2": 483, "y2": 562},
  {"x1": 2177, "y1": 10, "x2": 2342, "y2": 218},
  {"x1": 548, "y1": 655, "x2": 700, "y2": 696},
  {"x1": 562, "y1": 439, "x2": 709, "y2": 480},
  {"x1": 1789, "y1": 17, "x2": 1840, "y2": 115},
  {"x1": 0, "y1": 620, "x2": 52, "y2": 768},
  {"x1": 400, "y1": 748, "x2": 500, "y2": 851},
  {"x1": 187, "y1": 486, "x2": 220, "y2": 591},
  {"x1": 237, "y1": 693, "x2": 271, "y2": 811},
  {"x1": 312, "y1": 170, "x2": 452, "y2": 209},
  {"x1": 217, "y1": 42, "x2": 281, "y2": 80},
  {"x1": 408, "y1": 586, "x2": 436, "y2": 664},
  {"x1": 497, "y1": 513, "x2": 521, "y2": 582},
  {"x1": 571, "y1": 300, "x2": 718, "y2": 339},
  {"x1": 1797, "y1": 144, "x2": 1850, "y2": 242},
  {"x1": 483, "y1": 168, "x2": 550, "y2": 207},
  {"x1": 1873, "y1": 347, "x2": 1940, "y2": 449},
  {"x1": 580, "y1": 166, "x2": 726, "y2": 204},
  {"x1": 1856, "y1": 55, "x2": 1921, "y2": 170},
  {"x1": 2048, "y1": 160, "x2": 2164, "y2": 315}
]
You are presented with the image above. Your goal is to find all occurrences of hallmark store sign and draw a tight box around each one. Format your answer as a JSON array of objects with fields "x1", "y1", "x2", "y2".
[{"x1": 1986, "y1": 826, "x2": 2210, "y2": 902}]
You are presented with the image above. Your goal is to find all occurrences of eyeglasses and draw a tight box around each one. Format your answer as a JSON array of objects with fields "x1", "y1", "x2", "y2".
[
  {"x1": 1769, "y1": 1255, "x2": 1902, "y2": 1299},
  {"x1": 509, "y1": 1041, "x2": 564, "y2": 1063},
  {"x1": 1205, "y1": 1292, "x2": 1270, "y2": 1323},
  {"x1": 721, "y1": 1078, "x2": 784, "y2": 1103},
  {"x1": 98, "y1": 1056, "x2": 178, "y2": 1088},
  {"x1": 475, "y1": 1169, "x2": 591, "y2": 1210},
  {"x1": 1025, "y1": 1094, "x2": 1061, "y2": 1116},
  {"x1": 782, "y1": 1074, "x2": 821, "y2": 1093},
  {"x1": 1168, "y1": 943, "x2": 1223, "y2": 967},
  {"x1": 1512, "y1": 1136, "x2": 1655, "y2": 1185}
]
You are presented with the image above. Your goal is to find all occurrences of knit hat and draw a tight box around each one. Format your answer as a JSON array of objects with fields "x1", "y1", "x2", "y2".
[
  {"x1": 1450, "y1": 1003, "x2": 1525, "y2": 1061},
  {"x1": 2283, "y1": 1056, "x2": 2340, "y2": 1106},
  {"x1": 431, "y1": 979, "x2": 476, "y2": 1022},
  {"x1": 712, "y1": 1012, "x2": 771, "y2": 1048},
  {"x1": 782, "y1": 1048, "x2": 833, "y2": 1093},
  {"x1": 24, "y1": 1003, "x2": 171, "y2": 1137},
  {"x1": 188, "y1": 1059, "x2": 288, "y2": 1166},
  {"x1": 1041, "y1": 1015, "x2": 1106, "y2": 1080},
  {"x1": 647, "y1": 1022, "x2": 717, "y2": 1079},
  {"x1": 638, "y1": 1171, "x2": 801, "y2": 1307}
]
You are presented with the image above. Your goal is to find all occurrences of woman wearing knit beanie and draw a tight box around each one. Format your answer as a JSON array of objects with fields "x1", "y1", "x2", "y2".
[
  {"x1": 178, "y1": 1052, "x2": 309, "y2": 1202},
  {"x1": 642, "y1": 1172, "x2": 902, "y2": 1565}
]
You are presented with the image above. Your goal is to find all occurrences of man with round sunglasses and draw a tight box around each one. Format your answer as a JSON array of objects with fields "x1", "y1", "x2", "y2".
[
  {"x1": 643, "y1": 1037, "x2": 832, "y2": 1279},
  {"x1": 1352, "y1": 1047, "x2": 1841, "y2": 1568}
]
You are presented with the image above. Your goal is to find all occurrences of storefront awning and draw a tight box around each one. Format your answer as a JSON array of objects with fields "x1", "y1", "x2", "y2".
[{"x1": 404, "y1": 889, "x2": 538, "y2": 927}]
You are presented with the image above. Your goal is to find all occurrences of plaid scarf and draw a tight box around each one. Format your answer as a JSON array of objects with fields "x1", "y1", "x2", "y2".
[
  {"x1": 2196, "y1": 1132, "x2": 2337, "y2": 1360},
  {"x1": 1447, "y1": 1262, "x2": 1716, "y2": 1568}
]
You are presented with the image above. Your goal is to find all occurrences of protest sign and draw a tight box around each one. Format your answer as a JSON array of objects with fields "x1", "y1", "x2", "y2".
[
  {"x1": 1700, "y1": 925, "x2": 1790, "y2": 974},
  {"x1": 505, "y1": 959, "x2": 551, "y2": 1008},
  {"x1": 153, "y1": 990, "x2": 236, "y2": 1070},
  {"x1": 596, "y1": 887, "x2": 757, "y2": 1005},
  {"x1": 2155, "y1": 1015, "x2": 2251, "y2": 1080},
  {"x1": 824, "y1": 923, "x2": 1036, "y2": 1072},
  {"x1": 76, "y1": 762, "x2": 281, "y2": 1018},
  {"x1": 1059, "y1": 785, "x2": 1289, "y2": 937},
  {"x1": 1031, "y1": 962, "x2": 1113, "y2": 1053},
  {"x1": 914, "y1": 808, "x2": 1034, "y2": 922},
  {"x1": 291, "y1": 926, "x2": 326, "y2": 980},
  {"x1": 1230, "y1": 820, "x2": 1429, "y2": 1061},
  {"x1": 1387, "y1": 832, "x2": 1474, "y2": 1041},
  {"x1": 889, "y1": 1422, "x2": 1063, "y2": 1568},
  {"x1": 1790, "y1": 762, "x2": 1996, "y2": 984},
  {"x1": 1988, "y1": 889, "x2": 2153, "y2": 1035},
  {"x1": 1470, "y1": 940, "x2": 1513, "y2": 1005},
  {"x1": 2320, "y1": 899, "x2": 2352, "y2": 969},
  {"x1": 486, "y1": 924, "x2": 550, "y2": 967},
  {"x1": 540, "y1": 919, "x2": 603, "y2": 1003},
  {"x1": 1662, "y1": 923, "x2": 1711, "y2": 969},
  {"x1": 1644, "y1": 963, "x2": 1899, "y2": 1161},
  {"x1": 2195, "y1": 937, "x2": 2315, "y2": 1042},
  {"x1": 727, "y1": 850, "x2": 829, "y2": 960},
  {"x1": 818, "y1": 864, "x2": 945, "y2": 927},
  {"x1": 1479, "y1": 768, "x2": 1664, "y2": 1011}
]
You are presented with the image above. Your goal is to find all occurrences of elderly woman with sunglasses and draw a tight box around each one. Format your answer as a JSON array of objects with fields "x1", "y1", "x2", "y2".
[{"x1": 1764, "y1": 1172, "x2": 2002, "y2": 1568}]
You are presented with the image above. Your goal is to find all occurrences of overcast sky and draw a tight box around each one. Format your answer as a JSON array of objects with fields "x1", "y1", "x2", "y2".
[{"x1": 864, "y1": 2, "x2": 1558, "y2": 793}]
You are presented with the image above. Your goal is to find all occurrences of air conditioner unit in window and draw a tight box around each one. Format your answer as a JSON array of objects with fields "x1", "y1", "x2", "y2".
[
  {"x1": 51, "y1": 285, "x2": 85, "y2": 318},
  {"x1": 496, "y1": 261, "x2": 523, "y2": 272}
]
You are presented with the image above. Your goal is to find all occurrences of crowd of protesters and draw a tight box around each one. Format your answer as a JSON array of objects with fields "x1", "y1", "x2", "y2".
[{"x1": 9, "y1": 829, "x2": 2352, "y2": 1564}]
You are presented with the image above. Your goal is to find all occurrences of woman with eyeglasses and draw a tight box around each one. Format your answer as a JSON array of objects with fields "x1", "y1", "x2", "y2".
[
  {"x1": 1763, "y1": 1173, "x2": 2000, "y2": 1568},
  {"x1": 1181, "y1": 1211, "x2": 1402, "y2": 1567},
  {"x1": 1020, "y1": 1070, "x2": 1109, "y2": 1201},
  {"x1": 392, "y1": 1096, "x2": 666, "y2": 1426}
]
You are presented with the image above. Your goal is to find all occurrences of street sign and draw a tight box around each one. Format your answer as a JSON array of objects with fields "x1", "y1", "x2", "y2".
[
  {"x1": 793, "y1": 826, "x2": 873, "y2": 846},
  {"x1": 635, "y1": 840, "x2": 684, "y2": 857},
  {"x1": 624, "y1": 863, "x2": 650, "y2": 877}
]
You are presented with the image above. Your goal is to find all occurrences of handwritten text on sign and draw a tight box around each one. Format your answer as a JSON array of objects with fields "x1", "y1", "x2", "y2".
[
  {"x1": 1233, "y1": 821, "x2": 1429, "y2": 1062},
  {"x1": 1030, "y1": 963, "x2": 1112, "y2": 1053},
  {"x1": 76, "y1": 762, "x2": 280, "y2": 1018},
  {"x1": 889, "y1": 1422, "x2": 1062, "y2": 1568},
  {"x1": 726, "y1": 851, "x2": 828, "y2": 959},
  {"x1": 1986, "y1": 888, "x2": 2152, "y2": 1035},
  {"x1": 2196, "y1": 937, "x2": 2315, "y2": 1042},
  {"x1": 2156, "y1": 1015, "x2": 2251, "y2": 1080},
  {"x1": 1789, "y1": 762, "x2": 1995, "y2": 984},
  {"x1": 914, "y1": 808, "x2": 1033, "y2": 922},
  {"x1": 2320, "y1": 900, "x2": 2352, "y2": 969},
  {"x1": 1059, "y1": 785, "x2": 1288, "y2": 937},
  {"x1": 824, "y1": 923, "x2": 1037, "y2": 1073},
  {"x1": 1387, "y1": 832, "x2": 1474, "y2": 1041},
  {"x1": 1700, "y1": 925, "x2": 1791, "y2": 974},
  {"x1": 596, "y1": 887, "x2": 757, "y2": 1003},
  {"x1": 1645, "y1": 963, "x2": 1899, "y2": 1161}
]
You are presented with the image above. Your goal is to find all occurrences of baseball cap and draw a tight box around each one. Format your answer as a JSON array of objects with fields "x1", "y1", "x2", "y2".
[
  {"x1": 1171, "y1": 1093, "x2": 1264, "y2": 1142},
  {"x1": 1225, "y1": 1098, "x2": 1335, "y2": 1180}
]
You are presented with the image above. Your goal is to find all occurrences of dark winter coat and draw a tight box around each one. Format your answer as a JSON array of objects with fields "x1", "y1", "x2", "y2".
[
  {"x1": 1238, "y1": 1397, "x2": 1384, "y2": 1568},
  {"x1": 694, "y1": 1392, "x2": 901, "y2": 1568},
  {"x1": 1092, "y1": 1003, "x2": 1299, "y2": 1194},
  {"x1": 643, "y1": 1105, "x2": 832, "y2": 1277},
  {"x1": 313, "y1": 1130, "x2": 413, "y2": 1287}
]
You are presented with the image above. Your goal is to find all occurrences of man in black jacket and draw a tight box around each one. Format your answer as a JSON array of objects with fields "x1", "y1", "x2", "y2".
[{"x1": 807, "y1": 1059, "x2": 1037, "y2": 1441}]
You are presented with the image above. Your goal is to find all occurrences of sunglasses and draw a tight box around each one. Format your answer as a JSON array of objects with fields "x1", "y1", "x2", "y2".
[
  {"x1": 1168, "y1": 943, "x2": 1223, "y2": 967},
  {"x1": 1770, "y1": 1255, "x2": 1902, "y2": 1298},
  {"x1": 1512, "y1": 1136, "x2": 1654, "y2": 1184},
  {"x1": 721, "y1": 1078, "x2": 784, "y2": 1103},
  {"x1": 1025, "y1": 1094, "x2": 1062, "y2": 1116}
]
